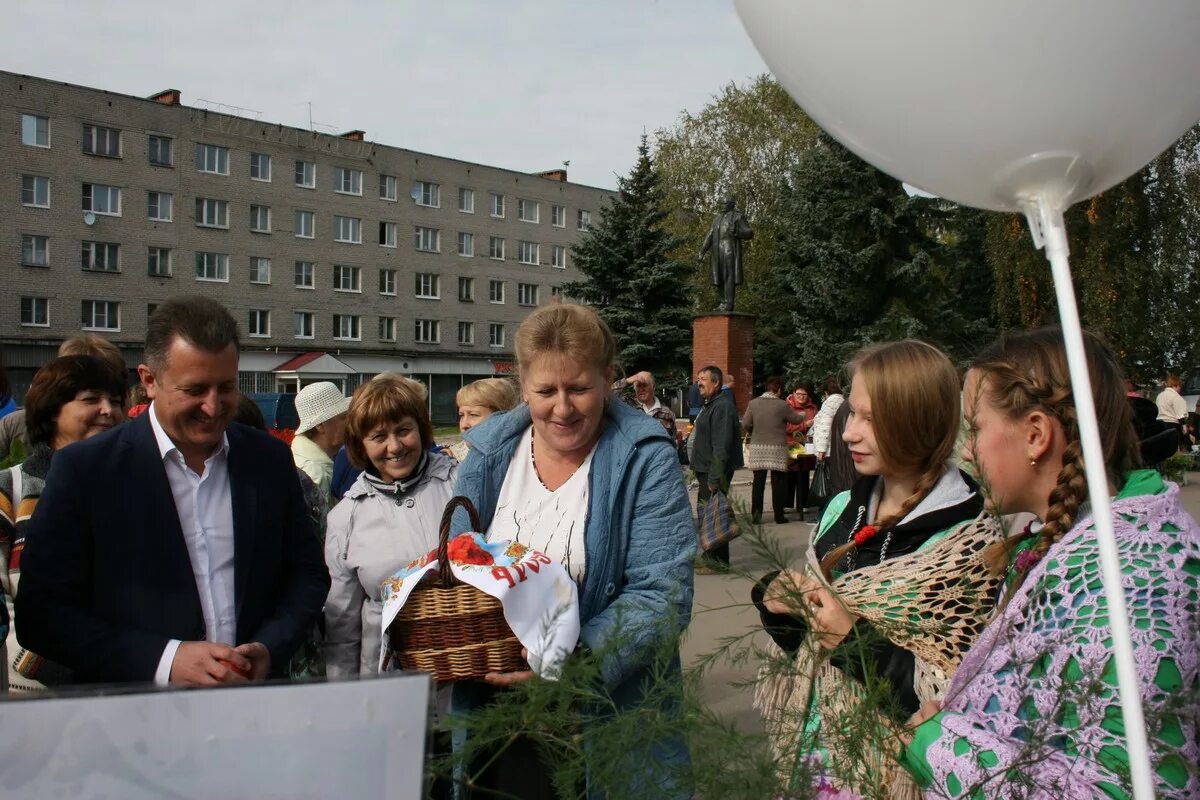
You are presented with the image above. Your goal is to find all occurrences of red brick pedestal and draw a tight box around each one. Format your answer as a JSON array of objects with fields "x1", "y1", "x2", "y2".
[{"x1": 693, "y1": 313, "x2": 755, "y2": 414}]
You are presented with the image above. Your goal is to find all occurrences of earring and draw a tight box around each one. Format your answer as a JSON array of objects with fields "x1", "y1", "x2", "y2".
[{"x1": 1030, "y1": 458, "x2": 1038, "y2": 467}]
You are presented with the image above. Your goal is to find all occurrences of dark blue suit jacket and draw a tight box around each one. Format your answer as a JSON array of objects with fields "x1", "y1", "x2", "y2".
[{"x1": 15, "y1": 414, "x2": 330, "y2": 683}]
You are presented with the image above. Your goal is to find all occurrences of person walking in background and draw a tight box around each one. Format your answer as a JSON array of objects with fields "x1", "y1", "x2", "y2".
[
  {"x1": 785, "y1": 382, "x2": 819, "y2": 516},
  {"x1": 451, "y1": 377, "x2": 519, "y2": 461},
  {"x1": 1155, "y1": 373, "x2": 1188, "y2": 446},
  {"x1": 809, "y1": 377, "x2": 846, "y2": 461},
  {"x1": 614, "y1": 370, "x2": 677, "y2": 439},
  {"x1": 692, "y1": 365, "x2": 743, "y2": 567},
  {"x1": 743, "y1": 377, "x2": 804, "y2": 525},
  {"x1": 291, "y1": 381, "x2": 350, "y2": 501}
]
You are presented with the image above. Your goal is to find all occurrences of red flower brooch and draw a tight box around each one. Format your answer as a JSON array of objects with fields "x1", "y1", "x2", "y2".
[{"x1": 852, "y1": 524, "x2": 879, "y2": 547}]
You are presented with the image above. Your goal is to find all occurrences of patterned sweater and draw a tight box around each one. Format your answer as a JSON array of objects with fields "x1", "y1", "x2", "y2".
[{"x1": 903, "y1": 470, "x2": 1200, "y2": 799}]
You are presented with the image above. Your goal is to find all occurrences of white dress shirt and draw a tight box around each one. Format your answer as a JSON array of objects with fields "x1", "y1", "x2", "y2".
[{"x1": 149, "y1": 404, "x2": 237, "y2": 685}]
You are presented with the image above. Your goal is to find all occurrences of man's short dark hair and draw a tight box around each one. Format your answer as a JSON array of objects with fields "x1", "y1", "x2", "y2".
[
  {"x1": 700, "y1": 365, "x2": 723, "y2": 384},
  {"x1": 145, "y1": 296, "x2": 239, "y2": 371},
  {"x1": 26, "y1": 355, "x2": 127, "y2": 447}
]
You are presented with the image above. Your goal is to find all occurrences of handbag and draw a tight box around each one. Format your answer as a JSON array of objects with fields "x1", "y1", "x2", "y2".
[
  {"x1": 698, "y1": 489, "x2": 740, "y2": 552},
  {"x1": 808, "y1": 459, "x2": 831, "y2": 508}
]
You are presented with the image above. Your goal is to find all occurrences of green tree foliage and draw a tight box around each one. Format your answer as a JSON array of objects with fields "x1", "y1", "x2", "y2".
[
  {"x1": 562, "y1": 136, "x2": 694, "y2": 387},
  {"x1": 774, "y1": 132, "x2": 995, "y2": 380}
]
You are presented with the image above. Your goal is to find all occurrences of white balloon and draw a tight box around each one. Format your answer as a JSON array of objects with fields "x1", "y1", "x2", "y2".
[{"x1": 734, "y1": 0, "x2": 1200, "y2": 212}]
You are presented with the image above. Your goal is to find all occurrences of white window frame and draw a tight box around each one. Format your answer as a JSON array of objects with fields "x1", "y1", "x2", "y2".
[
  {"x1": 81, "y1": 241, "x2": 120, "y2": 272},
  {"x1": 333, "y1": 314, "x2": 361, "y2": 341},
  {"x1": 379, "y1": 221, "x2": 397, "y2": 248},
  {"x1": 415, "y1": 226, "x2": 440, "y2": 253},
  {"x1": 489, "y1": 192, "x2": 505, "y2": 218},
  {"x1": 83, "y1": 183, "x2": 122, "y2": 216},
  {"x1": 334, "y1": 215, "x2": 362, "y2": 244},
  {"x1": 294, "y1": 310, "x2": 315, "y2": 339},
  {"x1": 552, "y1": 245, "x2": 567, "y2": 269},
  {"x1": 551, "y1": 204, "x2": 566, "y2": 227},
  {"x1": 489, "y1": 279, "x2": 505, "y2": 304},
  {"x1": 378, "y1": 316, "x2": 396, "y2": 342},
  {"x1": 250, "y1": 256, "x2": 271, "y2": 284},
  {"x1": 517, "y1": 241, "x2": 539, "y2": 266},
  {"x1": 335, "y1": 167, "x2": 363, "y2": 196},
  {"x1": 379, "y1": 174, "x2": 398, "y2": 202},
  {"x1": 148, "y1": 247, "x2": 172, "y2": 277},
  {"x1": 379, "y1": 268, "x2": 397, "y2": 295},
  {"x1": 489, "y1": 236, "x2": 505, "y2": 261},
  {"x1": 416, "y1": 181, "x2": 440, "y2": 208},
  {"x1": 81, "y1": 300, "x2": 120, "y2": 331},
  {"x1": 333, "y1": 264, "x2": 361, "y2": 293},
  {"x1": 489, "y1": 323, "x2": 505, "y2": 348},
  {"x1": 295, "y1": 209, "x2": 315, "y2": 239},
  {"x1": 414, "y1": 318, "x2": 440, "y2": 344},
  {"x1": 148, "y1": 191, "x2": 173, "y2": 222},
  {"x1": 21, "y1": 114, "x2": 50, "y2": 148},
  {"x1": 250, "y1": 205, "x2": 271, "y2": 233},
  {"x1": 458, "y1": 276, "x2": 474, "y2": 302},
  {"x1": 248, "y1": 308, "x2": 271, "y2": 338},
  {"x1": 250, "y1": 152, "x2": 272, "y2": 182},
  {"x1": 20, "y1": 297, "x2": 49, "y2": 327},
  {"x1": 82, "y1": 124, "x2": 121, "y2": 158},
  {"x1": 457, "y1": 321, "x2": 474, "y2": 345},
  {"x1": 518, "y1": 199, "x2": 539, "y2": 223},
  {"x1": 195, "y1": 251, "x2": 230, "y2": 282},
  {"x1": 195, "y1": 197, "x2": 229, "y2": 228},
  {"x1": 294, "y1": 260, "x2": 315, "y2": 289},
  {"x1": 148, "y1": 134, "x2": 173, "y2": 166},
  {"x1": 295, "y1": 160, "x2": 316, "y2": 188},
  {"x1": 517, "y1": 283, "x2": 539, "y2": 307},
  {"x1": 195, "y1": 142, "x2": 229, "y2": 175},
  {"x1": 457, "y1": 231, "x2": 474, "y2": 257},
  {"x1": 458, "y1": 187, "x2": 474, "y2": 213},
  {"x1": 415, "y1": 272, "x2": 440, "y2": 299},
  {"x1": 21, "y1": 234, "x2": 49, "y2": 267},
  {"x1": 21, "y1": 175, "x2": 50, "y2": 208}
]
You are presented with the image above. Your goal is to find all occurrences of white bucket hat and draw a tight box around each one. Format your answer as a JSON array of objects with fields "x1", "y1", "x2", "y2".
[{"x1": 294, "y1": 381, "x2": 351, "y2": 436}]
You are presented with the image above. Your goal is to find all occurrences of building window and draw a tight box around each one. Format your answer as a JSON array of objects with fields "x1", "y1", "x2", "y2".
[
  {"x1": 195, "y1": 198, "x2": 229, "y2": 228},
  {"x1": 458, "y1": 276, "x2": 474, "y2": 302},
  {"x1": 148, "y1": 302, "x2": 158, "y2": 318},
  {"x1": 335, "y1": 167, "x2": 362, "y2": 195},
  {"x1": 250, "y1": 256, "x2": 271, "y2": 284},
  {"x1": 333, "y1": 314, "x2": 361, "y2": 341},
  {"x1": 20, "y1": 297, "x2": 49, "y2": 327},
  {"x1": 294, "y1": 310, "x2": 314, "y2": 338},
  {"x1": 295, "y1": 209, "x2": 315, "y2": 238},
  {"x1": 250, "y1": 152, "x2": 272, "y2": 182},
  {"x1": 333, "y1": 264, "x2": 361, "y2": 292},
  {"x1": 379, "y1": 221, "x2": 397, "y2": 248},
  {"x1": 489, "y1": 192, "x2": 505, "y2": 218},
  {"x1": 148, "y1": 247, "x2": 172, "y2": 277},
  {"x1": 294, "y1": 260, "x2": 315, "y2": 288},
  {"x1": 194, "y1": 143, "x2": 229, "y2": 174},
  {"x1": 379, "y1": 174, "x2": 397, "y2": 201},
  {"x1": 82, "y1": 124, "x2": 121, "y2": 158},
  {"x1": 415, "y1": 273, "x2": 440, "y2": 299},
  {"x1": 82, "y1": 300, "x2": 120, "y2": 331},
  {"x1": 82, "y1": 183, "x2": 122, "y2": 216},
  {"x1": 414, "y1": 319, "x2": 440, "y2": 344},
  {"x1": 517, "y1": 241, "x2": 539, "y2": 265},
  {"x1": 457, "y1": 232, "x2": 474, "y2": 257},
  {"x1": 21, "y1": 114, "x2": 49, "y2": 148},
  {"x1": 379, "y1": 268, "x2": 396, "y2": 295},
  {"x1": 295, "y1": 160, "x2": 316, "y2": 188},
  {"x1": 458, "y1": 187, "x2": 474, "y2": 213},
  {"x1": 148, "y1": 135, "x2": 173, "y2": 166},
  {"x1": 378, "y1": 316, "x2": 396, "y2": 342},
  {"x1": 21, "y1": 235, "x2": 49, "y2": 267},
  {"x1": 488, "y1": 279, "x2": 505, "y2": 304},
  {"x1": 517, "y1": 283, "x2": 539, "y2": 307},
  {"x1": 195, "y1": 251, "x2": 230, "y2": 282},
  {"x1": 551, "y1": 245, "x2": 566, "y2": 268},
  {"x1": 551, "y1": 204, "x2": 565, "y2": 227},
  {"x1": 415, "y1": 181, "x2": 440, "y2": 207},
  {"x1": 21, "y1": 175, "x2": 50, "y2": 207},
  {"x1": 518, "y1": 199, "x2": 539, "y2": 223},
  {"x1": 457, "y1": 321, "x2": 474, "y2": 345},
  {"x1": 489, "y1": 236, "x2": 505, "y2": 260},
  {"x1": 81, "y1": 241, "x2": 120, "y2": 272},
  {"x1": 414, "y1": 226, "x2": 440, "y2": 252},
  {"x1": 334, "y1": 216, "x2": 362, "y2": 244},
  {"x1": 148, "y1": 191, "x2": 173, "y2": 222},
  {"x1": 577, "y1": 209, "x2": 591, "y2": 230},
  {"x1": 489, "y1": 323, "x2": 505, "y2": 348},
  {"x1": 250, "y1": 205, "x2": 271, "y2": 233},
  {"x1": 248, "y1": 309, "x2": 270, "y2": 337}
]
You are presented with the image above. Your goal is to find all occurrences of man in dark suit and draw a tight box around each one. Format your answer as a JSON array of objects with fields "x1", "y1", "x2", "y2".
[
  {"x1": 17, "y1": 296, "x2": 329, "y2": 686},
  {"x1": 691, "y1": 365, "x2": 743, "y2": 567}
]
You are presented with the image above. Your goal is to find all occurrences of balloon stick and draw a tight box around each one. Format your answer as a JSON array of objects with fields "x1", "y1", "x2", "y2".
[{"x1": 1022, "y1": 196, "x2": 1156, "y2": 800}]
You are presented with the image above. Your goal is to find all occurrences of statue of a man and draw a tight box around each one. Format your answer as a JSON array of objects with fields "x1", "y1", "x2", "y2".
[{"x1": 699, "y1": 197, "x2": 754, "y2": 312}]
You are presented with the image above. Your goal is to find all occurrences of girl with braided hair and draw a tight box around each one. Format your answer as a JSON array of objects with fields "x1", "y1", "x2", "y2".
[{"x1": 902, "y1": 327, "x2": 1200, "y2": 798}]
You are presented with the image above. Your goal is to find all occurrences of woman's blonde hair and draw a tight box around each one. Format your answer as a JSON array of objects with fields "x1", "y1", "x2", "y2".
[
  {"x1": 820, "y1": 340, "x2": 961, "y2": 579},
  {"x1": 344, "y1": 373, "x2": 432, "y2": 469},
  {"x1": 971, "y1": 327, "x2": 1139, "y2": 587},
  {"x1": 456, "y1": 378, "x2": 519, "y2": 413},
  {"x1": 514, "y1": 303, "x2": 616, "y2": 376}
]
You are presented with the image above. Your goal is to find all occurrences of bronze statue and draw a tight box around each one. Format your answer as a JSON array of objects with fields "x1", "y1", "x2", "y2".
[{"x1": 699, "y1": 197, "x2": 754, "y2": 312}]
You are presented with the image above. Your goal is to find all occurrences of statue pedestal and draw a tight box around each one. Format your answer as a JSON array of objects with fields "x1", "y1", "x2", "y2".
[{"x1": 693, "y1": 313, "x2": 755, "y2": 414}]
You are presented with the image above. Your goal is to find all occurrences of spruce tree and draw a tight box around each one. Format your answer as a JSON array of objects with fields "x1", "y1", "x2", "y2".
[{"x1": 563, "y1": 136, "x2": 693, "y2": 387}]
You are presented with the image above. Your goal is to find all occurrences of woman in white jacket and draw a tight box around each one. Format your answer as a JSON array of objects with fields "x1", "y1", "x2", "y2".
[
  {"x1": 324, "y1": 374, "x2": 457, "y2": 676},
  {"x1": 809, "y1": 376, "x2": 846, "y2": 460}
]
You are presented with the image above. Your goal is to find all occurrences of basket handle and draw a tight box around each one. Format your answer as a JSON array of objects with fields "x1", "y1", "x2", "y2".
[{"x1": 437, "y1": 496, "x2": 482, "y2": 585}]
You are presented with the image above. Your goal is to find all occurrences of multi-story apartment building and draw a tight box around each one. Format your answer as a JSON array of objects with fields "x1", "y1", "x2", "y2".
[{"x1": 2, "y1": 71, "x2": 610, "y2": 422}]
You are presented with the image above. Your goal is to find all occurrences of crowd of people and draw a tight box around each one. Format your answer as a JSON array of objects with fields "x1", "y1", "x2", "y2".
[{"x1": 0, "y1": 293, "x2": 1196, "y2": 798}]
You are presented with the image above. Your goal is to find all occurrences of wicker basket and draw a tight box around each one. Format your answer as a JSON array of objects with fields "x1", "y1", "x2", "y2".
[{"x1": 385, "y1": 496, "x2": 526, "y2": 681}]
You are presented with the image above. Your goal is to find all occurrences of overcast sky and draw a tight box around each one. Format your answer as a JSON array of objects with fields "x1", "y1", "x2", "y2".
[{"x1": 3, "y1": 0, "x2": 769, "y2": 189}]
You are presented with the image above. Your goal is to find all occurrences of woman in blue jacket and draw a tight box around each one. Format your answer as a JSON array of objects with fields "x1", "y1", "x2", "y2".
[{"x1": 450, "y1": 303, "x2": 695, "y2": 799}]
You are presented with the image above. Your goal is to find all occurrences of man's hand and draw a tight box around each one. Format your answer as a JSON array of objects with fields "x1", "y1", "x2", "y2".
[
  {"x1": 484, "y1": 648, "x2": 534, "y2": 687},
  {"x1": 169, "y1": 642, "x2": 252, "y2": 686},
  {"x1": 233, "y1": 642, "x2": 271, "y2": 680}
]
